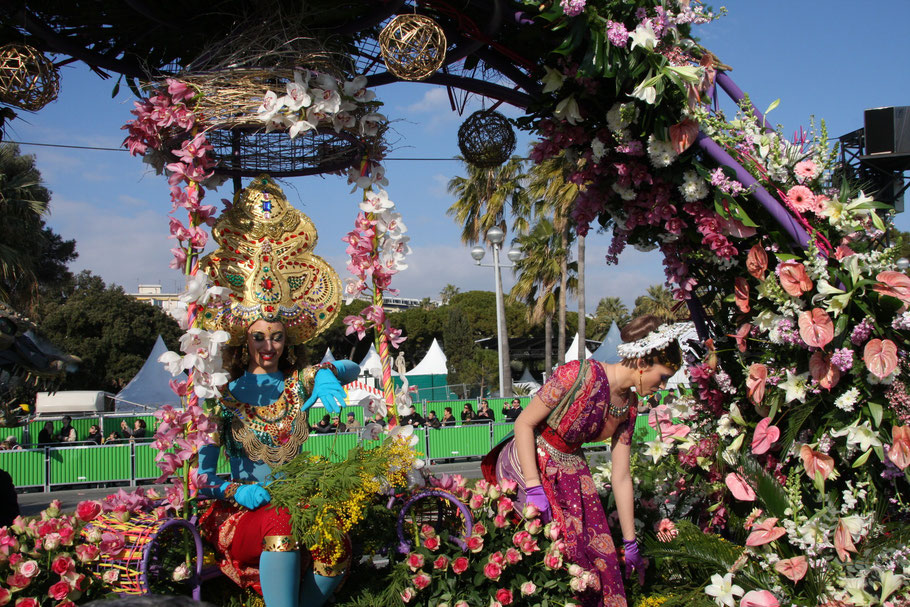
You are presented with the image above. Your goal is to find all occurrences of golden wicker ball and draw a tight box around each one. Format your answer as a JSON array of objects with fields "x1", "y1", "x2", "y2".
[
  {"x1": 0, "y1": 44, "x2": 60, "y2": 111},
  {"x1": 379, "y1": 14, "x2": 447, "y2": 81},
  {"x1": 457, "y1": 110, "x2": 516, "y2": 168}
]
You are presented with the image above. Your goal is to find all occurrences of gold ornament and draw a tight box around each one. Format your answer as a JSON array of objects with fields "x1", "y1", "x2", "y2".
[
  {"x1": 0, "y1": 44, "x2": 60, "y2": 111},
  {"x1": 379, "y1": 14, "x2": 447, "y2": 81},
  {"x1": 200, "y1": 174, "x2": 341, "y2": 346}
]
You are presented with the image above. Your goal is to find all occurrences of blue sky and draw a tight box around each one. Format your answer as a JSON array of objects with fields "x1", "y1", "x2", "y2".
[{"x1": 7, "y1": 0, "x2": 910, "y2": 310}]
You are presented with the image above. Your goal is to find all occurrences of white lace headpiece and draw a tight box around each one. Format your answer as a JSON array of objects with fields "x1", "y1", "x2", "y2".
[{"x1": 616, "y1": 321, "x2": 694, "y2": 360}]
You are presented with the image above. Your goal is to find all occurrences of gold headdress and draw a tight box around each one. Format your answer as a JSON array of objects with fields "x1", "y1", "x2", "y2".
[{"x1": 199, "y1": 174, "x2": 341, "y2": 346}]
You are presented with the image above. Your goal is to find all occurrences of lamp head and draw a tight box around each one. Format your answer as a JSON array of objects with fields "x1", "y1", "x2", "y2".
[
  {"x1": 507, "y1": 247, "x2": 522, "y2": 263},
  {"x1": 470, "y1": 246, "x2": 486, "y2": 262},
  {"x1": 897, "y1": 257, "x2": 910, "y2": 271},
  {"x1": 486, "y1": 226, "x2": 505, "y2": 245}
]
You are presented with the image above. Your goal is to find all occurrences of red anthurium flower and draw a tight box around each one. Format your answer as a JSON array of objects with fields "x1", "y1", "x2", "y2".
[
  {"x1": 734, "y1": 278, "x2": 750, "y2": 313},
  {"x1": 725, "y1": 472, "x2": 756, "y2": 501},
  {"x1": 730, "y1": 323, "x2": 751, "y2": 353},
  {"x1": 798, "y1": 308, "x2": 834, "y2": 349},
  {"x1": 778, "y1": 260, "x2": 813, "y2": 296},
  {"x1": 872, "y1": 270, "x2": 910, "y2": 304},
  {"x1": 863, "y1": 338, "x2": 898, "y2": 379},
  {"x1": 746, "y1": 244, "x2": 768, "y2": 280},
  {"x1": 834, "y1": 518, "x2": 858, "y2": 562}
]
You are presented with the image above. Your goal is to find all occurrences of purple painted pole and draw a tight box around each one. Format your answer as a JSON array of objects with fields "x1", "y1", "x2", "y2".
[
  {"x1": 696, "y1": 133, "x2": 811, "y2": 248},
  {"x1": 715, "y1": 72, "x2": 774, "y2": 134}
]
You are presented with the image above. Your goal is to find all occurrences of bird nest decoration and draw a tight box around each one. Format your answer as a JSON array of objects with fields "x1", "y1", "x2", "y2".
[
  {"x1": 379, "y1": 14, "x2": 447, "y2": 81},
  {"x1": 0, "y1": 44, "x2": 60, "y2": 111},
  {"x1": 457, "y1": 110, "x2": 516, "y2": 168},
  {"x1": 206, "y1": 128, "x2": 364, "y2": 178}
]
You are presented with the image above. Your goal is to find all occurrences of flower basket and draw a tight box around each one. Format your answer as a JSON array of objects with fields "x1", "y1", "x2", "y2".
[
  {"x1": 81, "y1": 511, "x2": 203, "y2": 598},
  {"x1": 0, "y1": 43, "x2": 60, "y2": 111}
]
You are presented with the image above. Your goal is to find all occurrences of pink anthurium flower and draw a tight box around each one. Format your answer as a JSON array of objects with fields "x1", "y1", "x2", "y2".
[
  {"x1": 778, "y1": 260, "x2": 813, "y2": 296},
  {"x1": 809, "y1": 351, "x2": 840, "y2": 390},
  {"x1": 872, "y1": 270, "x2": 910, "y2": 304},
  {"x1": 799, "y1": 444, "x2": 835, "y2": 480},
  {"x1": 740, "y1": 589, "x2": 780, "y2": 607},
  {"x1": 724, "y1": 472, "x2": 756, "y2": 501},
  {"x1": 669, "y1": 118, "x2": 699, "y2": 154},
  {"x1": 774, "y1": 556, "x2": 808, "y2": 583},
  {"x1": 798, "y1": 308, "x2": 834, "y2": 349},
  {"x1": 751, "y1": 417, "x2": 780, "y2": 455},
  {"x1": 888, "y1": 425, "x2": 910, "y2": 471},
  {"x1": 863, "y1": 338, "x2": 898, "y2": 379},
  {"x1": 745, "y1": 518, "x2": 786, "y2": 546},
  {"x1": 746, "y1": 244, "x2": 768, "y2": 280},
  {"x1": 734, "y1": 278, "x2": 750, "y2": 313},
  {"x1": 746, "y1": 363, "x2": 768, "y2": 405},
  {"x1": 730, "y1": 323, "x2": 751, "y2": 353},
  {"x1": 834, "y1": 518, "x2": 858, "y2": 562}
]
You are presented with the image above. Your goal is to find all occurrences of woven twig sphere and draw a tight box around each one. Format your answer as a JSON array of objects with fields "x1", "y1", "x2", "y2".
[
  {"x1": 458, "y1": 110, "x2": 516, "y2": 168},
  {"x1": 0, "y1": 44, "x2": 60, "y2": 111},
  {"x1": 379, "y1": 14, "x2": 447, "y2": 81}
]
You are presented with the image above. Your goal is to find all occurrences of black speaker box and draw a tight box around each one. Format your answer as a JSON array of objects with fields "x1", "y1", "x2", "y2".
[{"x1": 864, "y1": 106, "x2": 910, "y2": 155}]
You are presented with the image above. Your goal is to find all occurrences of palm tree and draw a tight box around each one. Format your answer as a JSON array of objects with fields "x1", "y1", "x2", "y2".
[
  {"x1": 0, "y1": 144, "x2": 51, "y2": 304},
  {"x1": 632, "y1": 284, "x2": 687, "y2": 322},
  {"x1": 525, "y1": 151, "x2": 582, "y2": 365},
  {"x1": 448, "y1": 155, "x2": 528, "y2": 395},
  {"x1": 509, "y1": 219, "x2": 563, "y2": 373},
  {"x1": 439, "y1": 284, "x2": 460, "y2": 305},
  {"x1": 591, "y1": 297, "x2": 631, "y2": 339}
]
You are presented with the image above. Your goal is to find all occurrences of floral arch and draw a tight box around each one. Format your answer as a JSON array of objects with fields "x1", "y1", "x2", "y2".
[{"x1": 3, "y1": 1, "x2": 909, "y2": 606}]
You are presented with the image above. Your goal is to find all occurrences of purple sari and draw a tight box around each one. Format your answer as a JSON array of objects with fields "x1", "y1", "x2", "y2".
[{"x1": 492, "y1": 360, "x2": 636, "y2": 607}]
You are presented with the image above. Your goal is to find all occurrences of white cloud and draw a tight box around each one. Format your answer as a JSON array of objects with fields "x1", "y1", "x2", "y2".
[{"x1": 405, "y1": 87, "x2": 451, "y2": 114}]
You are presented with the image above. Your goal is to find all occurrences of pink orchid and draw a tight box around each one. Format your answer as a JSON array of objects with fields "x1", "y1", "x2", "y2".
[
  {"x1": 778, "y1": 260, "x2": 813, "y2": 296},
  {"x1": 745, "y1": 517, "x2": 786, "y2": 546},
  {"x1": 169, "y1": 246, "x2": 188, "y2": 270},
  {"x1": 344, "y1": 315, "x2": 368, "y2": 340},
  {"x1": 154, "y1": 452, "x2": 181, "y2": 482},
  {"x1": 799, "y1": 444, "x2": 834, "y2": 481},
  {"x1": 774, "y1": 555, "x2": 808, "y2": 582},
  {"x1": 166, "y1": 161, "x2": 191, "y2": 186},
  {"x1": 166, "y1": 79, "x2": 195, "y2": 103},
  {"x1": 168, "y1": 217, "x2": 192, "y2": 241},
  {"x1": 798, "y1": 308, "x2": 834, "y2": 349},
  {"x1": 863, "y1": 338, "x2": 898, "y2": 379},
  {"x1": 169, "y1": 378, "x2": 188, "y2": 397},
  {"x1": 872, "y1": 270, "x2": 910, "y2": 304},
  {"x1": 809, "y1": 351, "x2": 840, "y2": 389},
  {"x1": 746, "y1": 244, "x2": 768, "y2": 280},
  {"x1": 172, "y1": 133, "x2": 213, "y2": 163},
  {"x1": 751, "y1": 417, "x2": 780, "y2": 455},
  {"x1": 725, "y1": 472, "x2": 756, "y2": 501},
  {"x1": 188, "y1": 225, "x2": 209, "y2": 249},
  {"x1": 387, "y1": 326, "x2": 406, "y2": 349},
  {"x1": 746, "y1": 363, "x2": 768, "y2": 405},
  {"x1": 888, "y1": 425, "x2": 910, "y2": 471},
  {"x1": 740, "y1": 590, "x2": 780, "y2": 607},
  {"x1": 734, "y1": 278, "x2": 750, "y2": 313}
]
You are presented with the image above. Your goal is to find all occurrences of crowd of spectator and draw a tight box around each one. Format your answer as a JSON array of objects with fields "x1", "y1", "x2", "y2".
[{"x1": 0, "y1": 417, "x2": 154, "y2": 449}]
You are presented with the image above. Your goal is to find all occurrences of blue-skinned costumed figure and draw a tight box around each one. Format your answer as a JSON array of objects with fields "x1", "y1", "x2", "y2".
[{"x1": 195, "y1": 175, "x2": 359, "y2": 607}]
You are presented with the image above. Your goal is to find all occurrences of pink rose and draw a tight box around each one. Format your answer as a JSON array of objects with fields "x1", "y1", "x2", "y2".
[
  {"x1": 400, "y1": 587, "x2": 415, "y2": 603},
  {"x1": 500, "y1": 478, "x2": 518, "y2": 494},
  {"x1": 48, "y1": 581, "x2": 71, "y2": 601},
  {"x1": 483, "y1": 561, "x2": 502, "y2": 581},
  {"x1": 520, "y1": 538, "x2": 540, "y2": 555},
  {"x1": 544, "y1": 521, "x2": 563, "y2": 541},
  {"x1": 454, "y1": 602, "x2": 469, "y2": 607},
  {"x1": 543, "y1": 551, "x2": 563, "y2": 569},
  {"x1": 8, "y1": 554, "x2": 21, "y2": 567},
  {"x1": 102, "y1": 569, "x2": 120, "y2": 585},
  {"x1": 522, "y1": 502, "x2": 540, "y2": 519},
  {"x1": 487, "y1": 484, "x2": 501, "y2": 500},
  {"x1": 7, "y1": 573, "x2": 30, "y2": 589},
  {"x1": 511, "y1": 530, "x2": 530, "y2": 547},
  {"x1": 520, "y1": 581, "x2": 537, "y2": 596},
  {"x1": 466, "y1": 535, "x2": 484, "y2": 553},
  {"x1": 75, "y1": 501, "x2": 103, "y2": 523},
  {"x1": 406, "y1": 552, "x2": 424, "y2": 571},
  {"x1": 493, "y1": 514, "x2": 508, "y2": 529},
  {"x1": 0, "y1": 587, "x2": 9, "y2": 607},
  {"x1": 488, "y1": 551, "x2": 505, "y2": 566},
  {"x1": 496, "y1": 496, "x2": 513, "y2": 515},
  {"x1": 412, "y1": 572, "x2": 431, "y2": 590},
  {"x1": 112, "y1": 506, "x2": 131, "y2": 524},
  {"x1": 75, "y1": 544, "x2": 100, "y2": 563},
  {"x1": 469, "y1": 494, "x2": 484, "y2": 510},
  {"x1": 451, "y1": 556, "x2": 469, "y2": 575},
  {"x1": 423, "y1": 536, "x2": 440, "y2": 551},
  {"x1": 472, "y1": 522, "x2": 487, "y2": 536},
  {"x1": 52, "y1": 555, "x2": 75, "y2": 575},
  {"x1": 432, "y1": 556, "x2": 449, "y2": 570},
  {"x1": 14, "y1": 598, "x2": 38, "y2": 607},
  {"x1": 495, "y1": 588, "x2": 514, "y2": 605},
  {"x1": 43, "y1": 532, "x2": 62, "y2": 551},
  {"x1": 525, "y1": 519, "x2": 542, "y2": 535},
  {"x1": 100, "y1": 532, "x2": 125, "y2": 556},
  {"x1": 19, "y1": 560, "x2": 39, "y2": 578},
  {"x1": 46, "y1": 500, "x2": 62, "y2": 517},
  {"x1": 505, "y1": 548, "x2": 522, "y2": 565}
]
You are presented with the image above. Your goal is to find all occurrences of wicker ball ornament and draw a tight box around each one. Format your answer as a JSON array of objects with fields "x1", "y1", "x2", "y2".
[
  {"x1": 0, "y1": 44, "x2": 60, "y2": 111},
  {"x1": 457, "y1": 110, "x2": 516, "y2": 168},
  {"x1": 379, "y1": 14, "x2": 447, "y2": 81}
]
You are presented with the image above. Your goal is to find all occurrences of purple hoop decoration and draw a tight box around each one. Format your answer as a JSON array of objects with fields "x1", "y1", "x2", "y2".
[
  {"x1": 138, "y1": 517, "x2": 205, "y2": 601},
  {"x1": 396, "y1": 489, "x2": 473, "y2": 554}
]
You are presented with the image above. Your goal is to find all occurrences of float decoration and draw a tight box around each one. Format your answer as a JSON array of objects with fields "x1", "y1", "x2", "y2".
[
  {"x1": 457, "y1": 109, "x2": 517, "y2": 169},
  {"x1": 379, "y1": 14, "x2": 447, "y2": 82},
  {"x1": 0, "y1": 43, "x2": 60, "y2": 111}
]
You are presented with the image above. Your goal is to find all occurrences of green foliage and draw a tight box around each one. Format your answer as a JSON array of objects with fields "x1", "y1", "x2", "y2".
[
  {"x1": 589, "y1": 296, "x2": 631, "y2": 339},
  {"x1": 36, "y1": 271, "x2": 182, "y2": 392},
  {"x1": 632, "y1": 284, "x2": 687, "y2": 322}
]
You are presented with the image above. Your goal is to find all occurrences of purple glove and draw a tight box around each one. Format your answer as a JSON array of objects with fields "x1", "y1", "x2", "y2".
[
  {"x1": 525, "y1": 485, "x2": 551, "y2": 523},
  {"x1": 623, "y1": 538, "x2": 646, "y2": 585}
]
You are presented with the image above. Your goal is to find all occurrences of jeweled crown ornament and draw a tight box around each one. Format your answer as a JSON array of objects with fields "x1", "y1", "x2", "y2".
[{"x1": 200, "y1": 174, "x2": 341, "y2": 346}]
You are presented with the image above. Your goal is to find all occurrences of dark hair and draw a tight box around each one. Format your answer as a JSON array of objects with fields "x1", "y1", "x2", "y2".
[
  {"x1": 444, "y1": 407, "x2": 452, "y2": 414},
  {"x1": 62, "y1": 415, "x2": 71, "y2": 423},
  {"x1": 137, "y1": 419, "x2": 147, "y2": 429},
  {"x1": 347, "y1": 412, "x2": 355, "y2": 418},
  {"x1": 620, "y1": 314, "x2": 682, "y2": 371},
  {"x1": 223, "y1": 340, "x2": 306, "y2": 381},
  {"x1": 463, "y1": 403, "x2": 474, "y2": 411}
]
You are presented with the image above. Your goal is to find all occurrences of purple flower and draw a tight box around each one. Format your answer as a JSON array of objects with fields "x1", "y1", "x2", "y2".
[
  {"x1": 850, "y1": 318, "x2": 874, "y2": 345},
  {"x1": 606, "y1": 21, "x2": 629, "y2": 47},
  {"x1": 830, "y1": 348, "x2": 854, "y2": 372},
  {"x1": 560, "y1": 0, "x2": 586, "y2": 17}
]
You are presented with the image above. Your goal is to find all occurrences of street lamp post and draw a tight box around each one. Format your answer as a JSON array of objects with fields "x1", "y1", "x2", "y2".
[{"x1": 471, "y1": 226, "x2": 522, "y2": 397}]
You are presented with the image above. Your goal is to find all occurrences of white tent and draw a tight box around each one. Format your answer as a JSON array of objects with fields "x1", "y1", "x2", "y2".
[
  {"x1": 564, "y1": 333, "x2": 593, "y2": 363},
  {"x1": 358, "y1": 343, "x2": 383, "y2": 378},
  {"x1": 404, "y1": 338, "x2": 449, "y2": 400},
  {"x1": 591, "y1": 322, "x2": 622, "y2": 363},
  {"x1": 406, "y1": 338, "x2": 448, "y2": 375},
  {"x1": 320, "y1": 347, "x2": 336, "y2": 363},
  {"x1": 514, "y1": 366, "x2": 541, "y2": 393}
]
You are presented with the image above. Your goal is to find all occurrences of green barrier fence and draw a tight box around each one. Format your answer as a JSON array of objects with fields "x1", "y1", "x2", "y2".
[
  {"x1": 0, "y1": 448, "x2": 45, "y2": 488},
  {"x1": 426, "y1": 425, "x2": 492, "y2": 460},
  {"x1": 48, "y1": 444, "x2": 132, "y2": 486},
  {"x1": 0, "y1": 425, "x2": 28, "y2": 447},
  {"x1": 307, "y1": 405, "x2": 365, "y2": 426}
]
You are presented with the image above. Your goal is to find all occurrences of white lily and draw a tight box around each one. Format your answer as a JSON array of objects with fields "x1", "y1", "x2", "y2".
[
  {"x1": 704, "y1": 573, "x2": 743, "y2": 607},
  {"x1": 879, "y1": 570, "x2": 904, "y2": 603},
  {"x1": 778, "y1": 371, "x2": 810, "y2": 403},
  {"x1": 831, "y1": 420, "x2": 882, "y2": 452},
  {"x1": 628, "y1": 22, "x2": 657, "y2": 52},
  {"x1": 554, "y1": 95, "x2": 583, "y2": 125},
  {"x1": 541, "y1": 66, "x2": 566, "y2": 94},
  {"x1": 643, "y1": 439, "x2": 671, "y2": 463},
  {"x1": 664, "y1": 64, "x2": 703, "y2": 84},
  {"x1": 842, "y1": 575, "x2": 875, "y2": 607},
  {"x1": 630, "y1": 81, "x2": 657, "y2": 105}
]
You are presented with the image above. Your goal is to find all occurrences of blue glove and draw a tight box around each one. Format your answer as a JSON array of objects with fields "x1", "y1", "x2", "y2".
[
  {"x1": 222, "y1": 482, "x2": 271, "y2": 510},
  {"x1": 304, "y1": 367, "x2": 347, "y2": 414}
]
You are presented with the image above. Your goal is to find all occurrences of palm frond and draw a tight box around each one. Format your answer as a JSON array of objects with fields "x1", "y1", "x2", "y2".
[
  {"x1": 738, "y1": 454, "x2": 789, "y2": 519},
  {"x1": 643, "y1": 520, "x2": 743, "y2": 573}
]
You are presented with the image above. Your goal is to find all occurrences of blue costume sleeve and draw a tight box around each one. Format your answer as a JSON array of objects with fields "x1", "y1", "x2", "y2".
[
  {"x1": 332, "y1": 360, "x2": 360, "y2": 384},
  {"x1": 198, "y1": 443, "x2": 226, "y2": 499}
]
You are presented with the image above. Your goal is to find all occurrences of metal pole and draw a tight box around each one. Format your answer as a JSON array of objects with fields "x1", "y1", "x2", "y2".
[{"x1": 492, "y1": 242, "x2": 506, "y2": 397}]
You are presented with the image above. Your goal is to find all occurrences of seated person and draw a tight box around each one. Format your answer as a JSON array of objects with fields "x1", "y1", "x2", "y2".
[
  {"x1": 58, "y1": 416, "x2": 77, "y2": 442},
  {"x1": 120, "y1": 419, "x2": 148, "y2": 439},
  {"x1": 425, "y1": 410, "x2": 442, "y2": 429},
  {"x1": 475, "y1": 400, "x2": 495, "y2": 423},
  {"x1": 4, "y1": 436, "x2": 22, "y2": 450},
  {"x1": 330, "y1": 416, "x2": 346, "y2": 433},
  {"x1": 37, "y1": 421, "x2": 56, "y2": 444},
  {"x1": 371, "y1": 413, "x2": 387, "y2": 427},
  {"x1": 314, "y1": 414, "x2": 334, "y2": 434},
  {"x1": 502, "y1": 398, "x2": 523, "y2": 422},
  {"x1": 86, "y1": 424, "x2": 103, "y2": 445},
  {"x1": 399, "y1": 405, "x2": 424, "y2": 428},
  {"x1": 441, "y1": 407, "x2": 456, "y2": 426},
  {"x1": 460, "y1": 403, "x2": 476, "y2": 424},
  {"x1": 344, "y1": 411, "x2": 362, "y2": 431}
]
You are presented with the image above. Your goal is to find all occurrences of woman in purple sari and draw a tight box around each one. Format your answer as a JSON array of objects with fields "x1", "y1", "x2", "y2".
[{"x1": 483, "y1": 316, "x2": 686, "y2": 607}]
